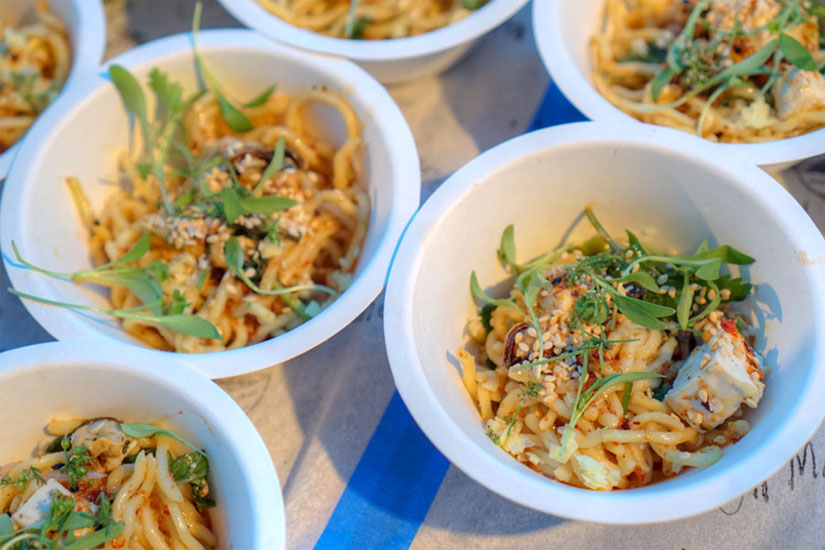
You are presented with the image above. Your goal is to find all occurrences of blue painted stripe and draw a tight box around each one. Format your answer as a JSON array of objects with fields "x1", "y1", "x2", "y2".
[
  {"x1": 315, "y1": 392, "x2": 450, "y2": 550},
  {"x1": 529, "y1": 80, "x2": 588, "y2": 130},
  {"x1": 314, "y1": 82, "x2": 587, "y2": 550}
]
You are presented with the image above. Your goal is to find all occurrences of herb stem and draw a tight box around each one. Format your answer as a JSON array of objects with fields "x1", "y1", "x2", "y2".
[{"x1": 584, "y1": 206, "x2": 621, "y2": 253}]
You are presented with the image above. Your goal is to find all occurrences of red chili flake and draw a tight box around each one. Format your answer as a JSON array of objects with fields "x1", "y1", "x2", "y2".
[{"x1": 720, "y1": 318, "x2": 738, "y2": 336}]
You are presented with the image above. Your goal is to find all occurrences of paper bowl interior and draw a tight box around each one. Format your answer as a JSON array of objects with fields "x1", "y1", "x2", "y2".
[
  {"x1": 0, "y1": 30, "x2": 420, "y2": 378},
  {"x1": 217, "y1": 0, "x2": 529, "y2": 83},
  {"x1": 0, "y1": 341, "x2": 284, "y2": 549},
  {"x1": 532, "y1": 0, "x2": 825, "y2": 167},
  {"x1": 0, "y1": 0, "x2": 106, "y2": 179},
  {"x1": 384, "y1": 122, "x2": 825, "y2": 523}
]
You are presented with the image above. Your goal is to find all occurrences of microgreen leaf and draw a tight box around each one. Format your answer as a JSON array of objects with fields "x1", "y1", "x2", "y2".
[
  {"x1": 497, "y1": 224, "x2": 518, "y2": 270},
  {"x1": 694, "y1": 258, "x2": 722, "y2": 281},
  {"x1": 216, "y1": 93, "x2": 254, "y2": 132},
  {"x1": 242, "y1": 85, "x2": 275, "y2": 108},
  {"x1": 77, "y1": 270, "x2": 164, "y2": 312},
  {"x1": 580, "y1": 235, "x2": 609, "y2": 256},
  {"x1": 584, "y1": 206, "x2": 621, "y2": 253},
  {"x1": 62, "y1": 522, "x2": 125, "y2": 550},
  {"x1": 123, "y1": 312, "x2": 221, "y2": 339},
  {"x1": 109, "y1": 65, "x2": 148, "y2": 126},
  {"x1": 621, "y1": 382, "x2": 632, "y2": 415},
  {"x1": 0, "y1": 515, "x2": 12, "y2": 537},
  {"x1": 220, "y1": 187, "x2": 242, "y2": 224},
  {"x1": 120, "y1": 424, "x2": 207, "y2": 456},
  {"x1": 225, "y1": 238, "x2": 336, "y2": 301},
  {"x1": 480, "y1": 303, "x2": 495, "y2": 335},
  {"x1": 626, "y1": 230, "x2": 647, "y2": 254},
  {"x1": 779, "y1": 32, "x2": 817, "y2": 70},
  {"x1": 677, "y1": 272, "x2": 693, "y2": 329},
  {"x1": 225, "y1": 235, "x2": 244, "y2": 273},
  {"x1": 470, "y1": 271, "x2": 514, "y2": 308},
  {"x1": 255, "y1": 135, "x2": 286, "y2": 194},
  {"x1": 8, "y1": 288, "x2": 221, "y2": 340},
  {"x1": 240, "y1": 195, "x2": 297, "y2": 216},
  {"x1": 343, "y1": 0, "x2": 363, "y2": 38},
  {"x1": 614, "y1": 271, "x2": 660, "y2": 292},
  {"x1": 170, "y1": 452, "x2": 208, "y2": 483},
  {"x1": 174, "y1": 188, "x2": 196, "y2": 209},
  {"x1": 685, "y1": 244, "x2": 755, "y2": 265},
  {"x1": 101, "y1": 232, "x2": 151, "y2": 267},
  {"x1": 148, "y1": 68, "x2": 184, "y2": 123},
  {"x1": 574, "y1": 292, "x2": 610, "y2": 324},
  {"x1": 613, "y1": 295, "x2": 671, "y2": 330},
  {"x1": 462, "y1": 0, "x2": 487, "y2": 9},
  {"x1": 650, "y1": 66, "x2": 677, "y2": 101}
]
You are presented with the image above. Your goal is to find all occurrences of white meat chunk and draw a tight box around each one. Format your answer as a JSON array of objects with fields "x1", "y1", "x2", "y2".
[
  {"x1": 665, "y1": 320, "x2": 764, "y2": 432},
  {"x1": 70, "y1": 417, "x2": 137, "y2": 471},
  {"x1": 772, "y1": 68, "x2": 825, "y2": 120},
  {"x1": 11, "y1": 479, "x2": 72, "y2": 528}
]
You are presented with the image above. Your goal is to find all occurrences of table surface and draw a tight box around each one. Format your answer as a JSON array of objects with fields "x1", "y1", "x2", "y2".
[{"x1": 2, "y1": 2, "x2": 825, "y2": 549}]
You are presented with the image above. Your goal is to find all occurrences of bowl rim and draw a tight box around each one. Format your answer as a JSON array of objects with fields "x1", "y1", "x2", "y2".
[
  {"x1": 0, "y1": 0, "x2": 107, "y2": 179},
  {"x1": 0, "y1": 339, "x2": 285, "y2": 549},
  {"x1": 216, "y1": 0, "x2": 530, "y2": 61},
  {"x1": 532, "y1": 0, "x2": 825, "y2": 167},
  {"x1": 0, "y1": 29, "x2": 421, "y2": 379},
  {"x1": 383, "y1": 120, "x2": 825, "y2": 523}
]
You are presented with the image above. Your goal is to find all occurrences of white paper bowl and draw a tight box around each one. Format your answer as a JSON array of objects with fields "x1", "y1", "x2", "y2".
[
  {"x1": 532, "y1": 0, "x2": 825, "y2": 168},
  {"x1": 0, "y1": 30, "x2": 420, "y2": 378},
  {"x1": 0, "y1": 0, "x2": 106, "y2": 179},
  {"x1": 0, "y1": 340, "x2": 284, "y2": 548},
  {"x1": 217, "y1": 0, "x2": 529, "y2": 84},
  {"x1": 384, "y1": 122, "x2": 825, "y2": 523}
]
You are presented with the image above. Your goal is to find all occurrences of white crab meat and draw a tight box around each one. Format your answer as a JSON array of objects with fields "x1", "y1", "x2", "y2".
[
  {"x1": 572, "y1": 455, "x2": 621, "y2": 491},
  {"x1": 772, "y1": 68, "x2": 825, "y2": 120},
  {"x1": 11, "y1": 479, "x2": 73, "y2": 529},
  {"x1": 70, "y1": 418, "x2": 137, "y2": 471},
  {"x1": 665, "y1": 320, "x2": 764, "y2": 432}
]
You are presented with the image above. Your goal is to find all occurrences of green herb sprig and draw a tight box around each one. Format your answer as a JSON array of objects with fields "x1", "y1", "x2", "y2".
[
  {"x1": 0, "y1": 490, "x2": 124, "y2": 550},
  {"x1": 638, "y1": 0, "x2": 820, "y2": 136},
  {"x1": 471, "y1": 207, "x2": 755, "y2": 454},
  {"x1": 7, "y1": 237, "x2": 222, "y2": 340},
  {"x1": 0, "y1": 467, "x2": 44, "y2": 490},
  {"x1": 59, "y1": 437, "x2": 90, "y2": 491}
]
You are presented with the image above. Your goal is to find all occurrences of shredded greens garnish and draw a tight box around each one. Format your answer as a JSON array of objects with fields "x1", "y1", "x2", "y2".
[
  {"x1": 5, "y1": 3, "x2": 318, "y2": 343},
  {"x1": 623, "y1": 0, "x2": 825, "y2": 135},
  {"x1": 0, "y1": 490, "x2": 124, "y2": 550},
  {"x1": 59, "y1": 437, "x2": 90, "y2": 491},
  {"x1": 0, "y1": 467, "x2": 44, "y2": 490},
  {"x1": 473, "y1": 207, "x2": 755, "y2": 454},
  {"x1": 119, "y1": 423, "x2": 207, "y2": 457}
]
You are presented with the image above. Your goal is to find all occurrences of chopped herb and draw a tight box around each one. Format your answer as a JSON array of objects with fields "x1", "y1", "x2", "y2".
[{"x1": 60, "y1": 437, "x2": 90, "y2": 490}]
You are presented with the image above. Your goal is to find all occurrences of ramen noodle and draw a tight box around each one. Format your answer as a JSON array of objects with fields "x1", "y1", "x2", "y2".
[
  {"x1": 0, "y1": 2, "x2": 71, "y2": 152},
  {"x1": 591, "y1": 0, "x2": 825, "y2": 142},
  {"x1": 462, "y1": 211, "x2": 766, "y2": 490},
  {"x1": 0, "y1": 418, "x2": 217, "y2": 549},
  {"x1": 258, "y1": 0, "x2": 488, "y2": 39}
]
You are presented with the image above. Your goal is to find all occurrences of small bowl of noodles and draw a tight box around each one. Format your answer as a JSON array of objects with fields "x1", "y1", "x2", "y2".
[
  {"x1": 0, "y1": 340, "x2": 284, "y2": 549},
  {"x1": 0, "y1": 0, "x2": 106, "y2": 178},
  {"x1": 0, "y1": 27, "x2": 420, "y2": 378},
  {"x1": 217, "y1": 0, "x2": 530, "y2": 84},
  {"x1": 533, "y1": 0, "x2": 825, "y2": 168},
  {"x1": 384, "y1": 121, "x2": 825, "y2": 522}
]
